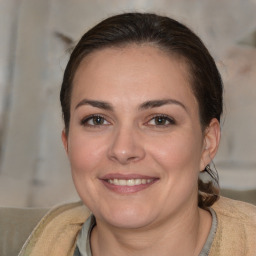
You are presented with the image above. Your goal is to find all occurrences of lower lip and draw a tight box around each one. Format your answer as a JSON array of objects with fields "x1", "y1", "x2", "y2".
[{"x1": 101, "y1": 179, "x2": 158, "y2": 194}]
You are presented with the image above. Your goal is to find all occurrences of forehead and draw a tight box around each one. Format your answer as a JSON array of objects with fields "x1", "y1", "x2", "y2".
[
  {"x1": 72, "y1": 45, "x2": 197, "y2": 109},
  {"x1": 74, "y1": 44, "x2": 191, "y2": 80}
]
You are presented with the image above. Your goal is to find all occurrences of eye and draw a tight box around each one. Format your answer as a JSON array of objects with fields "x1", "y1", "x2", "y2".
[
  {"x1": 81, "y1": 115, "x2": 110, "y2": 126},
  {"x1": 147, "y1": 115, "x2": 175, "y2": 126}
]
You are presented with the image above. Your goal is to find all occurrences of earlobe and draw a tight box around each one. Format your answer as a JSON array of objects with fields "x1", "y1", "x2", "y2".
[
  {"x1": 61, "y1": 130, "x2": 68, "y2": 154},
  {"x1": 200, "y1": 118, "x2": 221, "y2": 171}
]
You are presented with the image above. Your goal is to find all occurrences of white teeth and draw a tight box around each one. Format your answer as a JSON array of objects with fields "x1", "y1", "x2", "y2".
[
  {"x1": 127, "y1": 179, "x2": 135, "y2": 186},
  {"x1": 119, "y1": 179, "x2": 127, "y2": 185},
  {"x1": 107, "y1": 178, "x2": 153, "y2": 186},
  {"x1": 141, "y1": 179, "x2": 146, "y2": 184},
  {"x1": 135, "y1": 179, "x2": 141, "y2": 185}
]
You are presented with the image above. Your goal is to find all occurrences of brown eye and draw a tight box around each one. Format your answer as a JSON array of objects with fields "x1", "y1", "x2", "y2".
[
  {"x1": 147, "y1": 115, "x2": 175, "y2": 126},
  {"x1": 81, "y1": 115, "x2": 110, "y2": 126},
  {"x1": 155, "y1": 116, "x2": 168, "y2": 125},
  {"x1": 92, "y1": 116, "x2": 104, "y2": 125}
]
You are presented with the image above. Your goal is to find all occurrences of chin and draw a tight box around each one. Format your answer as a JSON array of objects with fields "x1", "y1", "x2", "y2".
[
  {"x1": 100, "y1": 205, "x2": 156, "y2": 229},
  {"x1": 107, "y1": 216, "x2": 152, "y2": 229}
]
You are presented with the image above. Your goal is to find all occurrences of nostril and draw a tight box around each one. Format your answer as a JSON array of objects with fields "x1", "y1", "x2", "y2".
[
  {"x1": 109, "y1": 152, "x2": 139, "y2": 164},
  {"x1": 107, "y1": 129, "x2": 146, "y2": 164},
  {"x1": 108, "y1": 145, "x2": 146, "y2": 164}
]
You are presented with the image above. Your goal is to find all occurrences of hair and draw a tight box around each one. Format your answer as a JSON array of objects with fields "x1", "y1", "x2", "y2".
[{"x1": 60, "y1": 12, "x2": 223, "y2": 208}]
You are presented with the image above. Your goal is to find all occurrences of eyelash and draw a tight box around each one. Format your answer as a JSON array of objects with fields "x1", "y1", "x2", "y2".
[
  {"x1": 146, "y1": 114, "x2": 176, "y2": 127},
  {"x1": 80, "y1": 114, "x2": 110, "y2": 127},
  {"x1": 80, "y1": 114, "x2": 176, "y2": 127}
]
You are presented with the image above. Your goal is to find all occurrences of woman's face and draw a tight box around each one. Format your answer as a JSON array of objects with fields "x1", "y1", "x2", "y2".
[{"x1": 62, "y1": 45, "x2": 216, "y2": 229}]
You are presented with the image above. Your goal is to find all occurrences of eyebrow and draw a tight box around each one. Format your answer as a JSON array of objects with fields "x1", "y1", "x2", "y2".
[
  {"x1": 75, "y1": 98, "x2": 187, "y2": 112},
  {"x1": 138, "y1": 99, "x2": 187, "y2": 112},
  {"x1": 75, "y1": 99, "x2": 113, "y2": 111}
]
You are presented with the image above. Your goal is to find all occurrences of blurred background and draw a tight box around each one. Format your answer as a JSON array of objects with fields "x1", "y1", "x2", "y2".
[{"x1": 0, "y1": 0, "x2": 256, "y2": 207}]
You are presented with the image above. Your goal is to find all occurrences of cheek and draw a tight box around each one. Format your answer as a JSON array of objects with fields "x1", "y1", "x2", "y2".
[
  {"x1": 67, "y1": 133, "x2": 105, "y2": 176},
  {"x1": 67, "y1": 133, "x2": 107, "y2": 205},
  {"x1": 149, "y1": 131, "x2": 203, "y2": 170}
]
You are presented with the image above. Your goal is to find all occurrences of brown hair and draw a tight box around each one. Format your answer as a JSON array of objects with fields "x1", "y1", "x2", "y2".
[{"x1": 60, "y1": 13, "x2": 223, "y2": 208}]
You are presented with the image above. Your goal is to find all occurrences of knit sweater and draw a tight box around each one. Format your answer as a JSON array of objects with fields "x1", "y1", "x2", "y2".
[{"x1": 18, "y1": 197, "x2": 256, "y2": 256}]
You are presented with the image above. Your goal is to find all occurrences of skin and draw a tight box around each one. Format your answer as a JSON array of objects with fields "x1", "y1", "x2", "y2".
[{"x1": 62, "y1": 45, "x2": 220, "y2": 256}]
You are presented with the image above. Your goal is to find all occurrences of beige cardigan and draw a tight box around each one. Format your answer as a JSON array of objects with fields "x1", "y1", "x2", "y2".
[{"x1": 18, "y1": 197, "x2": 256, "y2": 256}]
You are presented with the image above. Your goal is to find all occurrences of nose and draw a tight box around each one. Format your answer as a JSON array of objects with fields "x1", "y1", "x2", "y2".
[{"x1": 107, "y1": 125, "x2": 146, "y2": 165}]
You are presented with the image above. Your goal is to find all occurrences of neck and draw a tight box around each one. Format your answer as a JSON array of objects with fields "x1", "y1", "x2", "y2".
[{"x1": 91, "y1": 199, "x2": 212, "y2": 256}]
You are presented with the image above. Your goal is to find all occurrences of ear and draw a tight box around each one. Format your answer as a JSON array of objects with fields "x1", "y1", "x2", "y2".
[
  {"x1": 61, "y1": 129, "x2": 69, "y2": 154},
  {"x1": 200, "y1": 118, "x2": 221, "y2": 171}
]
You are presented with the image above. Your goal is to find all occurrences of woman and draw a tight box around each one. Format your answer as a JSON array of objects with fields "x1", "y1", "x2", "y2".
[{"x1": 19, "y1": 13, "x2": 256, "y2": 256}]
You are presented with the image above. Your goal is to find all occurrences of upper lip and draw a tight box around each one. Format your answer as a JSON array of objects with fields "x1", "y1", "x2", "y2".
[{"x1": 100, "y1": 173, "x2": 158, "y2": 180}]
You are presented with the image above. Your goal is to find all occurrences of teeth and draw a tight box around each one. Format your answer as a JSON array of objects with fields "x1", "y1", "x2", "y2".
[{"x1": 107, "y1": 178, "x2": 153, "y2": 186}]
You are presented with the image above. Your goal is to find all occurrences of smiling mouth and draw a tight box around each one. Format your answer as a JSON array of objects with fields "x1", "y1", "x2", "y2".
[
  {"x1": 107, "y1": 178, "x2": 154, "y2": 186},
  {"x1": 101, "y1": 174, "x2": 158, "y2": 193}
]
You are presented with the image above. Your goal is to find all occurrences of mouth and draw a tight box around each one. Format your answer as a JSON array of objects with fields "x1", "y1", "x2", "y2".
[
  {"x1": 100, "y1": 174, "x2": 158, "y2": 194},
  {"x1": 107, "y1": 178, "x2": 154, "y2": 186}
]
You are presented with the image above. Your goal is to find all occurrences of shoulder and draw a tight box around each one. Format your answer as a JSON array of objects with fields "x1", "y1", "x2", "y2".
[
  {"x1": 37, "y1": 201, "x2": 90, "y2": 224},
  {"x1": 212, "y1": 196, "x2": 256, "y2": 224},
  {"x1": 210, "y1": 197, "x2": 256, "y2": 256},
  {"x1": 18, "y1": 201, "x2": 91, "y2": 256}
]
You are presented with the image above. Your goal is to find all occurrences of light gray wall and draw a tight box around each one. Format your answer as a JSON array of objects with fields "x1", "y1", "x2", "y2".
[{"x1": 0, "y1": 0, "x2": 256, "y2": 207}]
